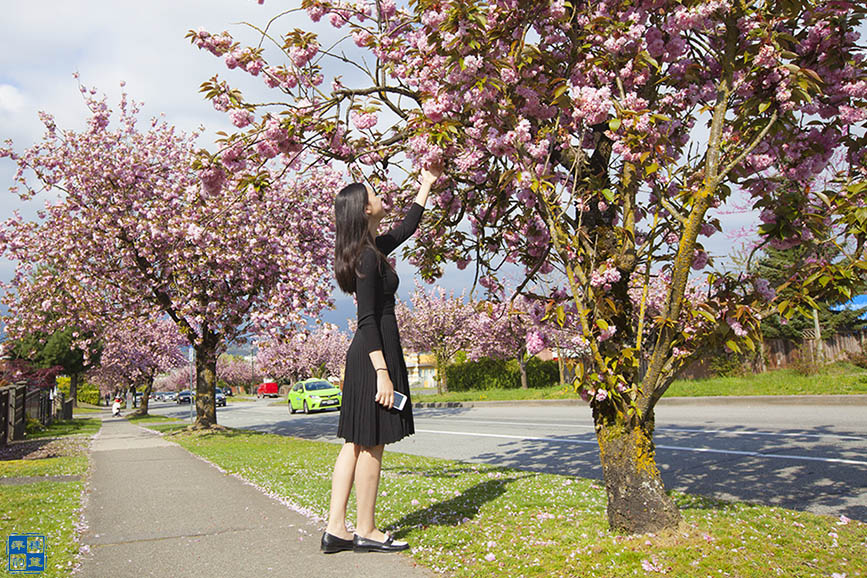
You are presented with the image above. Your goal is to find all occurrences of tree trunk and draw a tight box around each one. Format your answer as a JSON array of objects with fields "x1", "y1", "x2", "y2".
[
  {"x1": 518, "y1": 352, "x2": 528, "y2": 390},
  {"x1": 556, "y1": 343, "x2": 565, "y2": 386},
  {"x1": 435, "y1": 352, "x2": 448, "y2": 395},
  {"x1": 194, "y1": 337, "x2": 219, "y2": 429},
  {"x1": 69, "y1": 373, "x2": 79, "y2": 408},
  {"x1": 594, "y1": 408, "x2": 680, "y2": 534},
  {"x1": 756, "y1": 337, "x2": 767, "y2": 374},
  {"x1": 135, "y1": 374, "x2": 154, "y2": 416}
]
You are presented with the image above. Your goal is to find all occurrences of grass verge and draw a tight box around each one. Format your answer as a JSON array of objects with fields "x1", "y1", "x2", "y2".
[
  {"x1": 24, "y1": 417, "x2": 102, "y2": 439},
  {"x1": 0, "y1": 418, "x2": 98, "y2": 577},
  {"x1": 148, "y1": 423, "x2": 866, "y2": 577},
  {"x1": 665, "y1": 362, "x2": 867, "y2": 397},
  {"x1": 124, "y1": 413, "x2": 184, "y2": 423},
  {"x1": 418, "y1": 363, "x2": 867, "y2": 403},
  {"x1": 416, "y1": 385, "x2": 573, "y2": 403},
  {"x1": 70, "y1": 406, "x2": 105, "y2": 414}
]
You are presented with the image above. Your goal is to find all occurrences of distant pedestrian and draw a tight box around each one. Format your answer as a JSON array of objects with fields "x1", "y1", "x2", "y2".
[{"x1": 321, "y1": 163, "x2": 442, "y2": 555}]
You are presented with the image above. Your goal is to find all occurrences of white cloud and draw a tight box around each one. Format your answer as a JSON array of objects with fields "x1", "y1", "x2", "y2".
[{"x1": 0, "y1": 84, "x2": 26, "y2": 115}]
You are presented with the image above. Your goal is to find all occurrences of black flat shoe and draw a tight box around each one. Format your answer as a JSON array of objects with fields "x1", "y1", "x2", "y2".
[
  {"x1": 321, "y1": 532, "x2": 354, "y2": 553},
  {"x1": 353, "y1": 533, "x2": 410, "y2": 553}
]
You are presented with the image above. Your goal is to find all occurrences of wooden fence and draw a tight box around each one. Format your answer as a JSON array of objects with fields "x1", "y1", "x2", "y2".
[
  {"x1": 764, "y1": 331, "x2": 867, "y2": 369},
  {"x1": 0, "y1": 382, "x2": 69, "y2": 448},
  {"x1": 679, "y1": 330, "x2": 866, "y2": 379}
]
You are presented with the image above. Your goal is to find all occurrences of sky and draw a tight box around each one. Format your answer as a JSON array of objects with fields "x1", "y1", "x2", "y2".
[
  {"x1": 0, "y1": 0, "x2": 797, "y2": 342},
  {"x1": 0, "y1": 0, "x2": 481, "y2": 335}
]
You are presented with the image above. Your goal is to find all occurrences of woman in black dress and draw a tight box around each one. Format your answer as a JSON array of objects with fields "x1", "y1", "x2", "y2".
[{"x1": 321, "y1": 165, "x2": 441, "y2": 554}]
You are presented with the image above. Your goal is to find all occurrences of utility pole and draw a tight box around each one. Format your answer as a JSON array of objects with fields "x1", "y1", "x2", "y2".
[
  {"x1": 251, "y1": 340, "x2": 256, "y2": 394},
  {"x1": 812, "y1": 308, "x2": 824, "y2": 364},
  {"x1": 189, "y1": 346, "x2": 195, "y2": 423}
]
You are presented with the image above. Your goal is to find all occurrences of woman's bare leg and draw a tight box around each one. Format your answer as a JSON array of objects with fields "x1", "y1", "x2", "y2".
[
  {"x1": 354, "y1": 444, "x2": 386, "y2": 540},
  {"x1": 325, "y1": 442, "x2": 359, "y2": 539}
]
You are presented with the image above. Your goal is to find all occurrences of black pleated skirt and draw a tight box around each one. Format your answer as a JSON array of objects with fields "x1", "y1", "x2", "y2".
[{"x1": 337, "y1": 313, "x2": 414, "y2": 446}]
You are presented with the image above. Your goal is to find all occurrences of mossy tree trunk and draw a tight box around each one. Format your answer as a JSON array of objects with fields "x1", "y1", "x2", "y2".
[
  {"x1": 193, "y1": 331, "x2": 219, "y2": 429},
  {"x1": 594, "y1": 406, "x2": 680, "y2": 534},
  {"x1": 134, "y1": 372, "x2": 155, "y2": 417}
]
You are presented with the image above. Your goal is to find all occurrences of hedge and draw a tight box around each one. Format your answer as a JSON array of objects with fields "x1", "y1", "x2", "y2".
[
  {"x1": 56, "y1": 375, "x2": 101, "y2": 405},
  {"x1": 444, "y1": 356, "x2": 560, "y2": 391}
]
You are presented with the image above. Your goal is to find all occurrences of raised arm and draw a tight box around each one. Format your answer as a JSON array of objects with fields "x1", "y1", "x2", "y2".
[
  {"x1": 376, "y1": 202, "x2": 424, "y2": 255},
  {"x1": 375, "y1": 165, "x2": 442, "y2": 255}
]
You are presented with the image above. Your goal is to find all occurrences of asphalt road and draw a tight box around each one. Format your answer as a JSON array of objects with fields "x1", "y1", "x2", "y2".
[{"x1": 148, "y1": 397, "x2": 867, "y2": 522}]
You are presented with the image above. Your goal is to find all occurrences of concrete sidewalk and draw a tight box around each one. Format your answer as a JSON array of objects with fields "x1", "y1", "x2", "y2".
[{"x1": 77, "y1": 413, "x2": 432, "y2": 578}]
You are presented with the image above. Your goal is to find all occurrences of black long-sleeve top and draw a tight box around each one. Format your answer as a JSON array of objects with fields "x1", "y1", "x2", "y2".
[{"x1": 355, "y1": 202, "x2": 424, "y2": 355}]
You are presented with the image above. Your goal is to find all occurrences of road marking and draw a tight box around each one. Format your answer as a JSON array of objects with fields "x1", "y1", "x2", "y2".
[
  {"x1": 416, "y1": 417, "x2": 867, "y2": 442},
  {"x1": 415, "y1": 428, "x2": 867, "y2": 467}
]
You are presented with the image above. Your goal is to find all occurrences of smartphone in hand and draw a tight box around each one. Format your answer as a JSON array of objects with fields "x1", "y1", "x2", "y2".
[
  {"x1": 376, "y1": 390, "x2": 407, "y2": 411},
  {"x1": 392, "y1": 391, "x2": 407, "y2": 411}
]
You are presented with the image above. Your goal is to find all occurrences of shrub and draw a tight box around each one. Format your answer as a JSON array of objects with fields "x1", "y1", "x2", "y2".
[
  {"x1": 56, "y1": 375, "x2": 102, "y2": 405},
  {"x1": 847, "y1": 350, "x2": 867, "y2": 369},
  {"x1": 707, "y1": 353, "x2": 752, "y2": 378},
  {"x1": 791, "y1": 343, "x2": 821, "y2": 376},
  {"x1": 445, "y1": 357, "x2": 560, "y2": 392},
  {"x1": 25, "y1": 416, "x2": 46, "y2": 435}
]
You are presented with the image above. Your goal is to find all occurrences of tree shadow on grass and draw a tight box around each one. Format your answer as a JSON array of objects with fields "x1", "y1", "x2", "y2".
[
  {"x1": 385, "y1": 473, "x2": 532, "y2": 538},
  {"x1": 386, "y1": 463, "x2": 513, "y2": 479},
  {"x1": 0, "y1": 438, "x2": 58, "y2": 461},
  {"x1": 468, "y1": 423, "x2": 867, "y2": 521}
]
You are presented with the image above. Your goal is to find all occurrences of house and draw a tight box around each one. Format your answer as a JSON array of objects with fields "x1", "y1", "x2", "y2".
[{"x1": 404, "y1": 351, "x2": 437, "y2": 389}]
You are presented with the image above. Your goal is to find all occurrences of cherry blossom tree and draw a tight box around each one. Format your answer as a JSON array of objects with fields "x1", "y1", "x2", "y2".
[
  {"x1": 87, "y1": 318, "x2": 185, "y2": 416},
  {"x1": 0, "y1": 83, "x2": 338, "y2": 430},
  {"x1": 154, "y1": 365, "x2": 194, "y2": 394},
  {"x1": 468, "y1": 295, "x2": 538, "y2": 389},
  {"x1": 217, "y1": 354, "x2": 256, "y2": 392},
  {"x1": 256, "y1": 322, "x2": 350, "y2": 384},
  {"x1": 255, "y1": 337, "x2": 302, "y2": 384},
  {"x1": 396, "y1": 283, "x2": 475, "y2": 394},
  {"x1": 192, "y1": 1, "x2": 867, "y2": 532}
]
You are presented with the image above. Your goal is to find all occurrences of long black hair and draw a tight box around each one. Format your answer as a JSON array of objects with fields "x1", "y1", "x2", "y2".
[{"x1": 334, "y1": 182, "x2": 388, "y2": 294}]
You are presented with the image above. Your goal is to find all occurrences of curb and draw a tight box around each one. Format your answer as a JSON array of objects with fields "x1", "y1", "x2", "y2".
[{"x1": 413, "y1": 394, "x2": 867, "y2": 409}]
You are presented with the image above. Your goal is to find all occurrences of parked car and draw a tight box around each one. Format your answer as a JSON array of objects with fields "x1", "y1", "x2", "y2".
[
  {"x1": 257, "y1": 381, "x2": 280, "y2": 398},
  {"x1": 176, "y1": 390, "x2": 193, "y2": 404},
  {"x1": 288, "y1": 379, "x2": 342, "y2": 414},
  {"x1": 215, "y1": 388, "x2": 227, "y2": 407}
]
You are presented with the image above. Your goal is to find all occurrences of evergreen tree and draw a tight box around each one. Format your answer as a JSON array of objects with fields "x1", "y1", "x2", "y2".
[
  {"x1": 754, "y1": 247, "x2": 867, "y2": 340},
  {"x1": 9, "y1": 327, "x2": 102, "y2": 407}
]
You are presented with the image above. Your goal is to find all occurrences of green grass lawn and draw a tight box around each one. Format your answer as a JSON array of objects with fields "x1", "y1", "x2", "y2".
[
  {"x1": 417, "y1": 362, "x2": 867, "y2": 403},
  {"x1": 147, "y1": 423, "x2": 866, "y2": 577},
  {"x1": 0, "y1": 418, "x2": 98, "y2": 577},
  {"x1": 70, "y1": 406, "x2": 105, "y2": 414},
  {"x1": 417, "y1": 385, "x2": 574, "y2": 403},
  {"x1": 124, "y1": 413, "x2": 184, "y2": 423},
  {"x1": 25, "y1": 417, "x2": 103, "y2": 439},
  {"x1": 665, "y1": 362, "x2": 867, "y2": 397}
]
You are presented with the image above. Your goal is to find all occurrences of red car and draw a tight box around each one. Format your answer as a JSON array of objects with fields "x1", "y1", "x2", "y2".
[{"x1": 257, "y1": 381, "x2": 280, "y2": 398}]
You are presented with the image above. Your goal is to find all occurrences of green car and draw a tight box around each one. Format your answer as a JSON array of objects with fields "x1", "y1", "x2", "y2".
[{"x1": 288, "y1": 379, "x2": 342, "y2": 414}]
